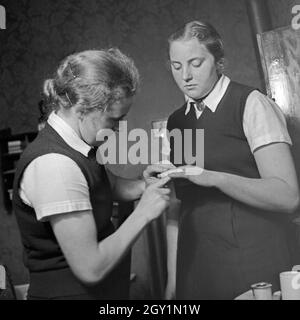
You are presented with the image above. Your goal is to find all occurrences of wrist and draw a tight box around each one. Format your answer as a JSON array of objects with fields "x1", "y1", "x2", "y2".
[
  {"x1": 131, "y1": 206, "x2": 150, "y2": 227},
  {"x1": 139, "y1": 179, "x2": 146, "y2": 194},
  {"x1": 210, "y1": 170, "x2": 225, "y2": 189},
  {"x1": 134, "y1": 179, "x2": 146, "y2": 200}
]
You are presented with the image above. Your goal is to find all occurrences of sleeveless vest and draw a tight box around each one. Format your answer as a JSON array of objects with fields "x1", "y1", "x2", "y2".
[{"x1": 13, "y1": 123, "x2": 130, "y2": 299}]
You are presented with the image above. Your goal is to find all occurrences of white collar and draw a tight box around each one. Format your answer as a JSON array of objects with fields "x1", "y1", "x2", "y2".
[
  {"x1": 185, "y1": 74, "x2": 231, "y2": 117},
  {"x1": 47, "y1": 111, "x2": 92, "y2": 157}
]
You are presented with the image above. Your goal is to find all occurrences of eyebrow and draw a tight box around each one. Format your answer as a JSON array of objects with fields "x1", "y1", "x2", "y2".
[{"x1": 171, "y1": 57, "x2": 205, "y2": 64}]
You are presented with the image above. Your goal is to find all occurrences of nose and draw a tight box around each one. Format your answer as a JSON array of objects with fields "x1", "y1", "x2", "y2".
[{"x1": 182, "y1": 66, "x2": 192, "y2": 82}]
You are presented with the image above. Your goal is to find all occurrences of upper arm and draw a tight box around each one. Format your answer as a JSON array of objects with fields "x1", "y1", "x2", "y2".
[
  {"x1": 254, "y1": 142, "x2": 299, "y2": 193},
  {"x1": 243, "y1": 90, "x2": 292, "y2": 153},
  {"x1": 49, "y1": 210, "x2": 100, "y2": 284},
  {"x1": 244, "y1": 91, "x2": 298, "y2": 193},
  {"x1": 20, "y1": 154, "x2": 92, "y2": 221}
]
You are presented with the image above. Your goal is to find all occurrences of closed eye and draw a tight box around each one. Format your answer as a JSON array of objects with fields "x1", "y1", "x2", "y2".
[
  {"x1": 171, "y1": 62, "x2": 182, "y2": 70},
  {"x1": 191, "y1": 58, "x2": 203, "y2": 67}
]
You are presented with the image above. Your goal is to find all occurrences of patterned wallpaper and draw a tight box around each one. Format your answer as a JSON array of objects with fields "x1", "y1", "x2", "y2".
[
  {"x1": 0, "y1": 0, "x2": 261, "y2": 137},
  {"x1": 1, "y1": 0, "x2": 288, "y2": 285},
  {"x1": 1, "y1": 0, "x2": 296, "y2": 136},
  {"x1": 268, "y1": 0, "x2": 300, "y2": 29}
]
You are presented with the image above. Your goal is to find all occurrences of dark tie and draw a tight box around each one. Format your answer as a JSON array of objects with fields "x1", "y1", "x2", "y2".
[
  {"x1": 194, "y1": 100, "x2": 206, "y2": 112},
  {"x1": 88, "y1": 147, "x2": 97, "y2": 160},
  {"x1": 190, "y1": 101, "x2": 206, "y2": 118}
]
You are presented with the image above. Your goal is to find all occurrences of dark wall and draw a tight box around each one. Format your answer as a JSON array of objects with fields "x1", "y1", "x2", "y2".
[
  {"x1": 268, "y1": 0, "x2": 300, "y2": 28},
  {"x1": 0, "y1": 0, "x2": 262, "y2": 177},
  {"x1": 1, "y1": 0, "x2": 299, "y2": 177},
  {"x1": 0, "y1": 0, "x2": 297, "y2": 286}
]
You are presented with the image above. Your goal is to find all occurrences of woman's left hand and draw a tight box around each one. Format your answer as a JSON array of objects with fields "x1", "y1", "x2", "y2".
[{"x1": 164, "y1": 165, "x2": 216, "y2": 188}]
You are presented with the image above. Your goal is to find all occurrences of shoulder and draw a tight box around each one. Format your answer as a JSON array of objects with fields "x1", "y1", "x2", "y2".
[
  {"x1": 21, "y1": 153, "x2": 91, "y2": 221},
  {"x1": 243, "y1": 90, "x2": 291, "y2": 153},
  {"x1": 247, "y1": 89, "x2": 268, "y2": 101},
  {"x1": 230, "y1": 80, "x2": 256, "y2": 92},
  {"x1": 23, "y1": 153, "x2": 85, "y2": 183},
  {"x1": 27, "y1": 153, "x2": 80, "y2": 169},
  {"x1": 245, "y1": 90, "x2": 285, "y2": 117},
  {"x1": 229, "y1": 81, "x2": 258, "y2": 104}
]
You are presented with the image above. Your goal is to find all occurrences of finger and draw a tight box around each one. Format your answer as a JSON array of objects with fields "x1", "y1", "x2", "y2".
[
  {"x1": 146, "y1": 164, "x2": 175, "y2": 174},
  {"x1": 150, "y1": 176, "x2": 171, "y2": 188},
  {"x1": 158, "y1": 167, "x2": 185, "y2": 178},
  {"x1": 167, "y1": 172, "x2": 186, "y2": 179},
  {"x1": 159, "y1": 188, "x2": 171, "y2": 194},
  {"x1": 146, "y1": 177, "x2": 160, "y2": 184},
  {"x1": 161, "y1": 195, "x2": 170, "y2": 202}
]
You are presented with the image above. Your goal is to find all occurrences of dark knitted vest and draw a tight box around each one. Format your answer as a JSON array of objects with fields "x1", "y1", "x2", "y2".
[
  {"x1": 12, "y1": 123, "x2": 130, "y2": 299},
  {"x1": 167, "y1": 81, "x2": 259, "y2": 197}
]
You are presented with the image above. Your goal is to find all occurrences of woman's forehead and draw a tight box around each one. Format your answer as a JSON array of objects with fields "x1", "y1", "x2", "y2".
[{"x1": 169, "y1": 38, "x2": 210, "y2": 60}]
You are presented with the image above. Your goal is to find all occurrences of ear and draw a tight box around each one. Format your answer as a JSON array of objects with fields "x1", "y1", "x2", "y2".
[
  {"x1": 216, "y1": 58, "x2": 225, "y2": 73},
  {"x1": 76, "y1": 108, "x2": 85, "y2": 120}
]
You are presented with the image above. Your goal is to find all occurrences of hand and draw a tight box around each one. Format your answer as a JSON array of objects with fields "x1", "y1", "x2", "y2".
[
  {"x1": 143, "y1": 163, "x2": 175, "y2": 186},
  {"x1": 166, "y1": 165, "x2": 216, "y2": 188},
  {"x1": 136, "y1": 177, "x2": 171, "y2": 222}
]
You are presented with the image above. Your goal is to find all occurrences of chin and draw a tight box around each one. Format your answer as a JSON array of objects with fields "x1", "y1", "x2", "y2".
[
  {"x1": 183, "y1": 89, "x2": 202, "y2": 100},
  {"x1": 185, "y1": 92, "x2": 201, "y2": 100}
]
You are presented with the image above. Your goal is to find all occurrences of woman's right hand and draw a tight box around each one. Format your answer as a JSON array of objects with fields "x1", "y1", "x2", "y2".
[{"x1": 136, "y1": 176, "x2": 171, "y2": 222}]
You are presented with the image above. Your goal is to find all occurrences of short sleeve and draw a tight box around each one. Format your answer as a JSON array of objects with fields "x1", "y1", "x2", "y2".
[
  {"x1": 243, "y1": 90, "x2": 292, "y2": 153},
  {"x1": 19, "y1": 153, "x2": 92, "y2": 221}
]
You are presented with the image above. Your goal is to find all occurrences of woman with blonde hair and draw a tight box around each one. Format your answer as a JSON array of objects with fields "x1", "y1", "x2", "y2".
[{"x1": 13, "y1": 48, "x2": 171, "y2": 300}]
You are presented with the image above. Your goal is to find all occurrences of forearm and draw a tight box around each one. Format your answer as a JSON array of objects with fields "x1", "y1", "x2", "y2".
[
  {"x1": 211, "y1": 171, "x2": 299, "y2": 213},
  {"x1": 91, "y1": 207, "x2": 149, "y2": 281},
  {"x1": 112, "y1": 177, "x2": 145, "y2": 201},
  {"x1": 59, "y1": 176, "x2": 170, "y2": 285}
]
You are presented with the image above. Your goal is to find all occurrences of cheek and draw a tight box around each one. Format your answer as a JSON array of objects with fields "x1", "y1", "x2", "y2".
[
  {"x1": 82, "y1": 119, "x2": 94, "y2": 136},
  {"x1": 206, "y1": 60, "x2": 218, "y2": 78},
  {"x1": 172, "y1": 70, "x2": 183, "y2": 85},
  {"x1": 195, "y1": 65, "x2": 215, "y2": 82},
  {"x1": 80, "y1": 117, "x2": 98, "y2": 141},
  {"x1": 90, "y1": 112, "x2": 109, "y2": 132}
]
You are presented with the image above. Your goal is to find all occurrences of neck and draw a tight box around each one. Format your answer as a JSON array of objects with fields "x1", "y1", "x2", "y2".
[
  {"x1": 56, "y1": 109, "x2": 82, "y2": 139},
  {"x1": 197, "y1": 73, "x2": 221, "y2": 101}
]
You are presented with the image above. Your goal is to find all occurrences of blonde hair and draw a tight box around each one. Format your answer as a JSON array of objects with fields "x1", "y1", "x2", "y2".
[{"x1": 43, "y1": 48, "x2": 140, "y2": 114}]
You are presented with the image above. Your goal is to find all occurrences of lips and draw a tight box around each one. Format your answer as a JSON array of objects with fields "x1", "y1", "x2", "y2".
[{"x1": 184, "y1": 84, "x2": 197, "y2": 89}]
